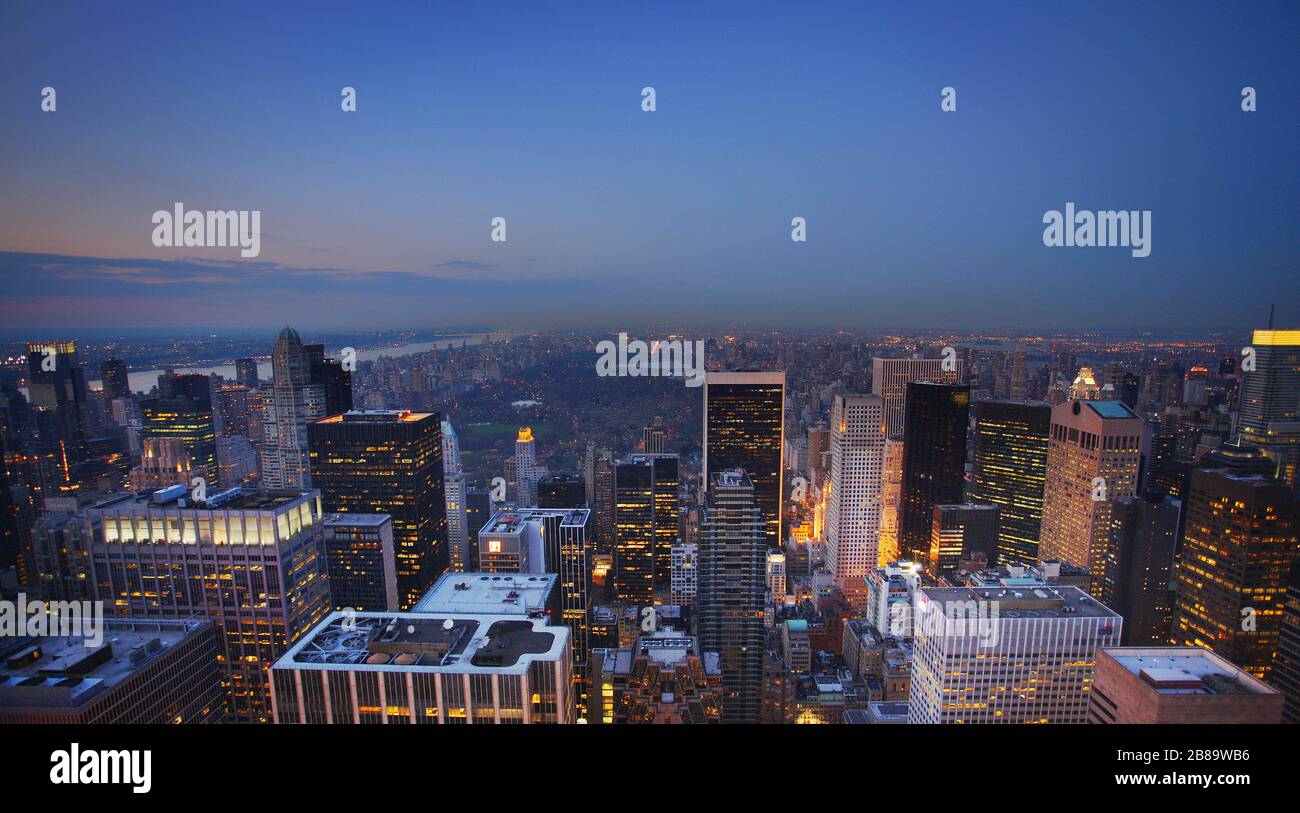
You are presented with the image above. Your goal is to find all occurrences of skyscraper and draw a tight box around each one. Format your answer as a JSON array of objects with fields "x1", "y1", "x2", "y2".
[
  {"x1": 1102, "y1": 493, "x2": 1180, "y2": 646},
  {"x1": 471, "y1": 507, "x2": 592, "y2": 717},
  {"x1": 1274, "y1": 563, "x2": 1300, "y2": 723},
  {"x1": 698, "y1": 470, "x2": 766, "y2": 723},
  {"x1": 99, "y1": 357, "x2": 130, "y2": 399},
  {"x1": 538, "y1": 474, "x2": 585, "y2": 508},
  {"x1": 970, "y1": 400, "x2": 1050, "y2": 567},
  {"x1": 909, "y1": 585, "x2": 1122, "y2": 724},
  {"x1": 441, "y1": 420, "x2": 470, "y2": 572},
  {"x1": 929, "y1": 503, "x2": 1000, "y2": 577},
  {"x1": 613, "y1": 454, "x2": 679, "y2": 603},
  {"x1": 871, "y1": 356, "x2": 961, "y2": 440},
  {"x1": 1039, "y1": 399, "x2": 1143, "y2": 592},
  {"x1": 261, "y1": 327, "x2": 324, "y2": 489},
  {"x1": 234, "y1": 357, "x2": 260, "y2": 389},
  {"x1": 825, "y1": 393, "x2": 886, "y2": 582},
  {"x1": 898, "y1": 382, "x2": 970, "y2": 566},
  {"x1": 1089, "y1": 647, "x2": 1283, "y2": 724},
  {"x1": 703, "y1": 371, "x2": 785, "y2": 547},
  {"x1": 140, "y1": 389, "x2": 217, "y2": 487},
  {"x1": 86, "y1": 488, "x2": 331, "y2": 723},
  {"x1": 307, "y1": 410, "x2": 447, "y2": 609},
  {"x1": 1171, "y1": 458, "x2": 1300, "y2": 680},
  {"x1": 642, "y1": 417, "x2": 666, "y2": 454},
  {"x1": 304, "y1": 343, "x2": 354, "y2": 417},
  {"x1": 270, "y1": 610, "x2": 573, "y2": 724},
  {"x1": 25, "y1": 340, "x2": 89, "y2": 457},
  {"x1": 1237, "y1": 328, "x2": 1300, "y2": 488},
  {"x1": 515, "y1": 426, "x2": 541, "y2": 507},
  {"x1": 322, "y1": 513, "x2": 398, "y2": 612}
]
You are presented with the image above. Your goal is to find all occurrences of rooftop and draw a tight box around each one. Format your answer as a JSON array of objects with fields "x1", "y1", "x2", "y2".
[
  {"x1": 414, "y1": 572, "x2": 556, "y2": 617},
  {"x1": 919, "y1": 585, "x2": 1120, "y2": 619},
  {"x1": 315, "y1": 410, "x2": 435, "y2": 424},
  {"x1": 276, "y1": 611, "x2": 567, "y2": 675},
  {"x1": 1083, "y1": 400, "x2": 1140, "y2": 420},
  {"x1": 323, "y1": 513, "x2": 392, "y2": 528},
  {"x1": 0, "y1": 619, "x2": 212, "y2": 709},
  {"x1": 1104, "y1": 647, "x2": 1281, "y2": 696}
]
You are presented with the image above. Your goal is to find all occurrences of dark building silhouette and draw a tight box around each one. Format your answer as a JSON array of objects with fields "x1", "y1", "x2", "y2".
[
  {"x1": 1103, "y1": 493, "x2": 1180, "y2": 645},
  {"x1": 703, "y1": 371, "x2": 784, "y2": 547},
  {"x1": 307, "y1": 410, "x2": 446, "y2": 609},
  {"x1": 99, "y1": 357, "x2": 131, "y2": 399},
  {"x1": 898, "y1": 382, "x2": 970, "y2": 565},
  {"x1": 538, "y1": 474, "x2": 586, "y2": 508}
]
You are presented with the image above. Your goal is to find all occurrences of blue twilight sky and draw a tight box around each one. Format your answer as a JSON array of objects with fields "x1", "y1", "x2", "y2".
[{"x1": 0, "y1": 0, "x2": 1296, "y2": 333}]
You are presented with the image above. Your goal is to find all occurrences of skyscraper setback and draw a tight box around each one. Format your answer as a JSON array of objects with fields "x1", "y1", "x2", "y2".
[
  {"x1": 703, "y1": 371, "x2": 784, "y2": 547},
  {"x1": 261, "y1": 327, "x2": 323, "y2": 489},
  {"x1": 307, "y1": 410, "x2": 447, "y2": 609}
]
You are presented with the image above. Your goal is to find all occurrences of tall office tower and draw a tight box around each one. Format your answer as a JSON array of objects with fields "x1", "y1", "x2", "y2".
[
  {"x1": 234, "y1": 357, "x2": 260, "y2": 389},
  {"x1": 970, "y1": 400, "x2": 1051, "y2": 567},
  {"x1": 1171, "y1": 461, "x2": 1300, "y2": 680},
  {"x1": 515, "y1": 426, "x2": 541, "y2": 507},
  {"x1": 909, "y1": 585, "x2": 1122, "y2": 724},
  {"x1": 1089, "y1": 648, "x2": 1284, "y2": 724},
  {"x1": 139, "y1": 393, "x2": 218, "y2": 486},
  {"x1": 697, "y1": 470, "x2": 766, "y2": 723},
  {"x1": 642, "y1": 417, "x2": 666, "y2": 454},
  {"x1": 470, "y1": 508, "x2": 592, "y2": 717},
  {"x1": 130, "y1": 436, "x2": 198, "y2": 491},
  {"x1": 1237, "y1": 328, "x2": 1300, "y2": 488},
  {"x1": 261, "y1": 327, "x2": 325, "y2": 489},
  {"x1": 99, "y1": 357, "x2": 130, "y2": 399},
  {"x1": 613, "y1": 454, "x2": 679, "y2": 603},
  {"x1": 25, "y1": 340, "x2": 89, "y2": 455},
  {"x1": 463, "y1": 487, "x2": 494, "y2": 571},
  {"x1": 878, "y1": 438, "x2": 904, "y2": 566},
  {"x1": 590, "y1": 448, "x2": 616, "y2": 554},
  {"x1": 703, "y1": 371, "x2": 785, "y2": 547},
  {"x1": 1038, "y1": 399, "x2": 1143, "y2": 593},
  {"x1": 539, "y1": 474, "x2": 585, "y2": 508},
  {"x1": 1009, "y1": 346, "x2": 1028, "y2": 400},
  {"x1": 898, "y1": 382, "x2": 970, "y2": 566},
  {"x1": 0, "y1": 618, "x2": 225, "y2": 724},
  {"x1": 441, "y1": 420, "x2": 469, "y2": 572},
  {"x1": 270, "y1": 610, "x2": 573, "y2": 724},
  {"x1": 86, "y1": 488, "x2": 331, "y2": 723},
  {"x1": 871, "y1": 356, "x2": 961, "y2": 440},
  {"x1": 322, "y1": 513, "x2": 398, "y2": 612},
  {"x1": 670, "y1": 542, "x2": 698, "y2": 605},
  {"x1": 1275, "y1": 563, "x2": 1300, "y2": 722},
  {"x1": 929, "y1": 503, "x2": 1000, "y2": 577},
  {"x1": 591, "y1": 629, "x2": 723, "y2": 724},
  {"x1": 825, "y1": 394, "x2": 886, "y2": 582},
  {"x1": 1101, "y1": 494, "x2": 1179, "y2": 646},
  {"x1": 307, "y1": 410, "x2": 447, "y2": 609},
  {"x1": 216, "y1": 383, "x2": 250, "y2": 438},
  {"x1": 304, "y1": 343, "x2": 354, "y2": 417}
]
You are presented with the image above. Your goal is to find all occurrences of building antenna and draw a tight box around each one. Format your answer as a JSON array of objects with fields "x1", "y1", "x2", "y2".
[{"x1": 1268, "y1": 302, "x2": 1275, "y2": 329}]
